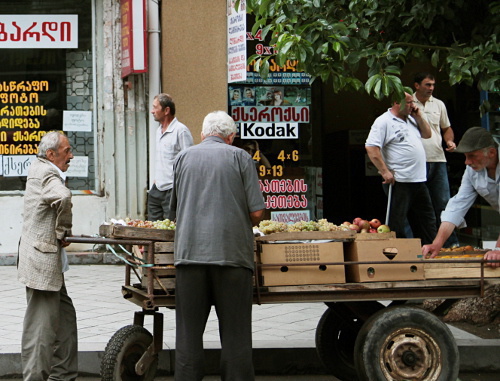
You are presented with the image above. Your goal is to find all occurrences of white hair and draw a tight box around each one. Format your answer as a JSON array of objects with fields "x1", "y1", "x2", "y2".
[
  {"x1": 202, "y1": 111, "x2": 237, "y2": 139},
  {"x1": 37, "y1": 131, "x2": 65, "y2": 158}
]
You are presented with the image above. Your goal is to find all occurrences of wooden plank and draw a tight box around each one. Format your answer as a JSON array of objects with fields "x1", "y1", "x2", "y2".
[
  {"x1": 154, "y1": 241, "x2": 175, "y2": 252},
  {"x1": 255, "y1": 230, "x2": 355, "y2": 242},
  {"x1": 99, "y1": 224, "x2": 175, "y2": 241},
  {"x1": 152, "y1": 253, "x2": 174, "y2": 265},
  {"x1": 424, "y1": 267, "x2": 499, "y2": 279},
  {"x1": 355, "y1": 232, "x2": 397, "y2": 240}
]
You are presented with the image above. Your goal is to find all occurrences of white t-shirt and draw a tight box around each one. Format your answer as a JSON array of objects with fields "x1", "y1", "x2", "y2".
[
  {"x1": 413, "y1": 94, "x2": 451, "y2": 162},
  {"x1": 366, "y1": 109, "x2": 427, "y2": 183}
]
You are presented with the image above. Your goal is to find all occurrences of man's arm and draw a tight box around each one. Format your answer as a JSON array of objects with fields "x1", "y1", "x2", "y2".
[
  {"x1": 422, "y1": 221, "x2": 456, "y2": 258},
  {"x1": 442, "y1": 126, "x2": 456, "y2": 152},
  {"x1": 365, "y1": 145, "x2": 395, "y2": 184},
  {"x1": 250, "y1": 209, "x2": 265, "y2": 226},
  {"x1": 411, "y1": 106, "x2": 432, "y2": 139}
]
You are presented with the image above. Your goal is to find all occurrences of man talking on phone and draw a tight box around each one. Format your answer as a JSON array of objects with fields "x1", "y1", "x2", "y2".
[{"x1": 366, "y1": 92, "x2": 437, "y2": 244}]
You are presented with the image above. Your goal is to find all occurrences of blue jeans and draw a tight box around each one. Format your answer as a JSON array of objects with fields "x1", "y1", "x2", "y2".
[
  {"x1": 383, "y1": 182, "x2": 437, "y2": 245},
  {"x1": 426, "y1": 162, "x2": 459, "y2": 248}
]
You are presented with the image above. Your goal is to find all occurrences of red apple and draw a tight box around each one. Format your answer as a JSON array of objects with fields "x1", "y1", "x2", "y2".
[
  {"x1": 377, "y1": 224, "x2": 391, "y2": 233},
  {"x1": 369, "y1": 228, "x2": 378, "y2": 233},
  {"x1": 348, "y1": 224, "x2": 360, "y2": 232},
  {"x1": 369, "y1": 218, "x2": 381, "y2": 229},
  {"x1": 352, "y1": 217, "x2": 362, "y2": 225},
  {"x1": 357, "y1": 219, "x2": 370, "y2": 231}
]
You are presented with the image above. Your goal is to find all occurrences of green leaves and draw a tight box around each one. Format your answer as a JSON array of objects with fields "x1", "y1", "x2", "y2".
[{"x1": 246, "y1": 0, "x2": 500, "y2": 100}]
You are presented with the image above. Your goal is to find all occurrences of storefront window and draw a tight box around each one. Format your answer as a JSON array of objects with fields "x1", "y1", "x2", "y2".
[
  {"x1": 229, "y1": 14, "x2": 322, "y2": 223},
  {"x1": 0, "y1": 0, "x2": 95, "y2": 193}
]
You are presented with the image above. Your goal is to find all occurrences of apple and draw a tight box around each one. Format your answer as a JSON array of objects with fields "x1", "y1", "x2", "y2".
[
  {"x1": 342, "y1": 221, "x2": 351, "y2": 227},
  {"x1": 377, "y1": 224, "x2": 391, "y2": 233},
  {"x1": 352, "y1": 217, "x2": 362, "y2": 225},
  {"x1": 357, "y1": 219, "x2": 370, "y2": 231},
  {"x1": 348, "y1": 224, "x2": 361, "y2": 232},
  {"x1": 369, "y1": 228, "x2": 377, "y2": 233},
  {"x1": 369, "y1": 218, "x2": 381, "y2": 229},
  {"x1": 360, "y1": 228, "x2": 369, "y2": 233}
]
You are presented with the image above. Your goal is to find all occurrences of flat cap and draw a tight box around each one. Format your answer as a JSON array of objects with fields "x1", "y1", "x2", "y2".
[{"x1": 455, "y1": 127, "x2": 497, "y2": 153}]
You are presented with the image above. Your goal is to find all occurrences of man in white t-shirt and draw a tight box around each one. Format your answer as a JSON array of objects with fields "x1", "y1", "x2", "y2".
[
  {"x1": 366, "y1": 93, "x2": 437, "y2": 244},
  {"x1": 413, "y1": 72, "x2": 459, "y2": 248}
]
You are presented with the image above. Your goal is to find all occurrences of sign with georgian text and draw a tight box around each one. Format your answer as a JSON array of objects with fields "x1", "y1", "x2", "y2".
[
  {"x1": 121, "y1": 0, "x2": 147, "y2": 78},
  {"x1": 0, "y1": 15, "x2": 78, "y2": 49}
]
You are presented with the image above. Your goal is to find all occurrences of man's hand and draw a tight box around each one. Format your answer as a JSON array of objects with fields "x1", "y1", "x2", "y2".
[
  {"x1": 445, "y1": 140, "x2": 456, "y2": 152},
  {"x1": 484, "y1": 250, "x2": 500, "y2": 268},
  {"x1": 422, "y1": 243, "x2": 443, "y2": 258}
]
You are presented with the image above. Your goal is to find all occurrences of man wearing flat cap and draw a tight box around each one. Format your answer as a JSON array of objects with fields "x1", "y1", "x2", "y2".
[{"x1": 422, "y1": 127, "x2": 500, "y2": 267}]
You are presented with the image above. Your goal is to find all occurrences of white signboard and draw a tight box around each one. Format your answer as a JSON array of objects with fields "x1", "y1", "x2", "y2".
[
  {"x1": 2, "y1": 155, "x2": 35, "y2": 177},
  {"x1": 66, "y1": 156, "x2": 88, "y2": 177},
  {"x1": 0, "y1": 15, "x2": 78, "y2": 49},
  {"x1": 240, "y1": 122, "x2": 299, "y2": 139},
  {"x1": 227, "y1": 1, "x2": 246, "y2": 83},
  {"x1": 271, "y1": 210, "x2": 311, "y2": 224},
  {"x1": 63, "y1": 110, "x2": 92, "y2": 132}
]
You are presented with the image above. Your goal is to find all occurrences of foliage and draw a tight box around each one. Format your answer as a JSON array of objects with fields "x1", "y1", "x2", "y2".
[{"x1": 246, "y1": 0, "x2": 500, "y2": 101}]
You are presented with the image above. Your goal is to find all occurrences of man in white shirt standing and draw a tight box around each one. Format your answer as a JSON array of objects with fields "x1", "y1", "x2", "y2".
[
  {"x1": 366, "y1": 92, "x2": 436, "y2": 244},
  {"x1": 413, "y1": 72, "x2": 459, "y2": 248},
  {"x1": 422, "y1": 127, "x2": 500, "y2": 267},
  {"x1": 148, "y1": 93, "x2": 194, "y2": 221}
]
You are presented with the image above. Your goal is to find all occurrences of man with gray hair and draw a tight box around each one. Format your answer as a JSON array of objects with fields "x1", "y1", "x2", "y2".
[
  {"x1": 170, "y1": 111, "x2": 265, "y2": 380},
  {"x1": 18, "y1": 131, "x2": 77, "y2": 380},
  {"x1": 422, "y1": 127, "x2": 500, "y2": 267},
  {"x1": 148, "y1": 93, "x2": 193, "y2": 221}
]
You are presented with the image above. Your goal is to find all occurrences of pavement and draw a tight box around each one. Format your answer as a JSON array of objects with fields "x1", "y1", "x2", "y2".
[{"x1": 1, "y1": 253, "x2": 500, "y2": 378}]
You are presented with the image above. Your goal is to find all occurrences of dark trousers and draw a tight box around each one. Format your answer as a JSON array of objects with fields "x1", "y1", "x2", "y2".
[
  {"x1": 384, "y1": 182, "x2": 437, "y2": 245},
  {"x1": 174, "y1": 265, "x2": 255, "y2": 381},
  {"x1": 147, "y1": 184, "x2": 172, "y2": 221}
]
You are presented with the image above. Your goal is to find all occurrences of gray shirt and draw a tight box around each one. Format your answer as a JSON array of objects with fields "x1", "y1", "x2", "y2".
[
  {"x1": 171, "y1": 136, "x2": 265, "y2": 271},
  {"x1": 154, "y1": 117, "x2": 194, "y2": 191}
]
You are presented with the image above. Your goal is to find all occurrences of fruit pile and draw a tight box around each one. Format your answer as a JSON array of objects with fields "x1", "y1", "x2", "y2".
[
  {"x1": 436, "y1": 245, "x2": 485, "y2": 259},
  {"x1": 124, "y1": 218, "x2": 176, "y2": 230},
  {"x1": 341, "y1": 217, "x2": 390, "y2": 234},
  {"x1": 258, "y1": 219, "x2": 349, "y2": 235}
]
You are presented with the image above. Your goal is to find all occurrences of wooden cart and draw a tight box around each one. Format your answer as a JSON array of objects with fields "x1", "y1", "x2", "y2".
[{"x1": 66, "y1": 228, "x2": 500, "y2": 381}]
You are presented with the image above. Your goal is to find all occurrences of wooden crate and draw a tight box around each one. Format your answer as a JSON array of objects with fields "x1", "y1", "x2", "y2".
[
  {"x1": 133, "y1": 242, "x2": 177, "y2": 291},
  {"x1": 99, "y1": 224, "x2": 175, "y2": 241},
  {"x1": 424, "y1": 252, "x2": 499, "y2": 279}
]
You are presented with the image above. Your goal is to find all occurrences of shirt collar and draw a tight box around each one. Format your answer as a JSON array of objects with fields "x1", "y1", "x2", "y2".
[{"x1": 47, "y1": 161, "x2": 67, "y2": 181}]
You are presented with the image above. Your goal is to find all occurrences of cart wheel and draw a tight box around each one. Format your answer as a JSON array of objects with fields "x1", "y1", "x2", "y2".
[
  {"x1": 354, "y1": 306, "x2": 459, "y2": 381},
  {"x1": 315, "y1": 304, "x2": 363, "y2": 380},
  {"x1": 101, "y1": 325, "x2": 158, "y2": 381}
]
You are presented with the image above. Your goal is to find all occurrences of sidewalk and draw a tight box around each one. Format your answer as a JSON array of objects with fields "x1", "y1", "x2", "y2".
[{"x1": 1, "y1": 261, "x2": 499, "y2": 377}]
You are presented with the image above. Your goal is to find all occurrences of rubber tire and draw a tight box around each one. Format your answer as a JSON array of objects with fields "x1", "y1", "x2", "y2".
[
  {"x1": 315, "y1": 305, "x2": 364, "y2": 380},
  {"x1": 101, "y1": 325, "x2": 158, "y2": 381},
  {"x1": 354, "y1": 305, "x2": 459, "y2": 381}
]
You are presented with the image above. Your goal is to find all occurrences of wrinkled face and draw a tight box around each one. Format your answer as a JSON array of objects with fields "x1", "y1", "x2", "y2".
[
  {"x1": 151, "y1": 98, "x2": 167, "y2": 122},
  {"x1": 464, "y1": 148, "x2": 494, "y2": 171},
  {"x1": 49, "y1": 135, "x2": 73, "y2": 172},
  {"x1": 415, "y1": 78, "x2": 435, "y2": 99}
]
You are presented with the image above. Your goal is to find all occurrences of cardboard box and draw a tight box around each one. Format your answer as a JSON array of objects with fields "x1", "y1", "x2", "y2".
[
  {"x1": 259, "y1": 242, "x2": 345, "y2": 286},
  {"x1": 345, "y1": 238, "x2": 424, "y2": 282}
]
